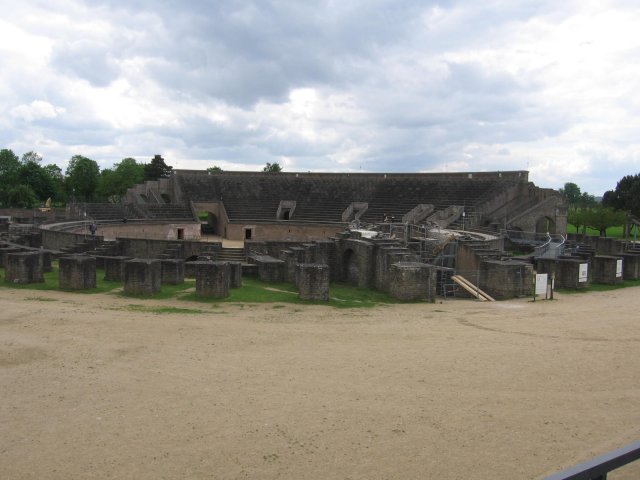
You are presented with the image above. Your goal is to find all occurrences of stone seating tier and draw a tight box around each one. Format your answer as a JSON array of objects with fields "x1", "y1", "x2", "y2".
[
  {"x1": 176, "y1": 174, "x2": 515, "y2": 224},
  {"x1": 83, "y1": 203, "x2": 128, "y2": 221}
]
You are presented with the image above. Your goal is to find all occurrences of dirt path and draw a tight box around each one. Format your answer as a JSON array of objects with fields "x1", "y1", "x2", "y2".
[{"x1": 1, "y1": 287, "x2": 639, "y2": 479}]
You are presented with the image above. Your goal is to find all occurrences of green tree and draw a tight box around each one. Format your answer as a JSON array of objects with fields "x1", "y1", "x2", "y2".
[
  {"x1": 263, "y1": 162, "x2": 282, "y2": 173},
  {"x1": 0, "y1": 149, "x2": 21, "y2": 206},
  {"x1": 584, "y1": 206, "x2": 627, "y2": 237},
  {"x1": 602, "y1": 173, "x2": 640, "y2": 218},
  {"x1": 567, "y1": 207, "x2": 588, "y2": 234},
  {"x1": 66, "y1": 155, "x2": 100, "y2": 201},
  {"x1": 18, "y1": 160, "x2": 56, "y2": 203},
  {"x1": 144, "y1": 154, "x2": 173, "y2": 181},
  {"x1": 559, "y1": 182, "x2": 582, "y2": 207},
  {"x1": 21, "y1": 151, "x2": 43, "y2": 165},
  {"x1": 579, "y1": 191, "x2": 597, "y2": 208},
  {"x1": 98, "y1": 157, "x2": 145, "y2": 201},
  {"x1": 6, "y1": 184, "x2": 38, "y2": 208},
  {"x1": 42, "y1": 164, "x2": 66, "y2": 203},
  {"x1": 207, "y1": 166, "x2": 223, "y2": 174}
]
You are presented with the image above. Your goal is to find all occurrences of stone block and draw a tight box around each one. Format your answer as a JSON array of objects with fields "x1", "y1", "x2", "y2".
[
  {"x1": 254, "y1": 256, "x2": 285, "y2": 283},
  {"x1": 5, "y1": 251, "x2": 44, "y2": 284},
  {"x1": 375, "y1": 247, "x2": 415, "y2": 292},
  {"x1": 104, "y1": 256, "x2": 130, "y2": 282},
  {"x1": 479, "y1": 260, "x2": 533, "y2": 299},
  {"x1": 537, "y1": 258, "x2": 589, "y2": 289},
  {"x1": 59, "y1": 255, "x2": 96, "y2": 290},
  {"x1": 195, "y1": 261, "x2": 230, "y2": 298},
  {"x1": 388, "y1": 262, "x2": 436, "y2": 302},
  {"x1": 622, "y1": 253, "x2": 640, "y2": 280},
  {"x1": 124, "y1": 259, "x2": 162, "y2": 295},
  {"x1": 296, "y1": 263, "x2": 330, "y2": 301},
  {"x1": 160, "y1": 258, "x2": 185, "y2": 285},
  {"x1": 592, "y1": 255, "x2": 624, "y2": 285},
  {"x1": 40, "y1": 250, "x2": 54, "y2": 272},
  {"x1": 0, "y1": 247, "x2": 22, "y2": 268},
  {"x1": 227, "y1": 261, "x2": 242, "y2": 288}
]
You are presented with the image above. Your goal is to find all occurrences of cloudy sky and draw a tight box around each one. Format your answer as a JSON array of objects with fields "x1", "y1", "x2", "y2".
[{"x1": 2, "y1": 0, "x2": 640, "y2": 195}]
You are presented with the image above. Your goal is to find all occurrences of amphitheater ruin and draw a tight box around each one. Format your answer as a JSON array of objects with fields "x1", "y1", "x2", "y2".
[{"x1": 2, "y1": 162, "x2": 640, "y2": 301}]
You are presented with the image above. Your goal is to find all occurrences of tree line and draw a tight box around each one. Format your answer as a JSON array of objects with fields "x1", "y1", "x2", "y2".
[
  {"x1": 0, "y1": 150, "x2": 174, "y2": 207},
  {"x1": 0, "y1": 149, "x2": 283, "y2": 209},
  {"x1": 561, "y1": 177, "x2": 640, "y2": 237}
]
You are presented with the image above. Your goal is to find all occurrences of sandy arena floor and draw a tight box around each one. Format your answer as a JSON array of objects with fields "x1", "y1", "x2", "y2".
[{"x1": 1, "y1": 286, "x2": 639, "y2": 479}]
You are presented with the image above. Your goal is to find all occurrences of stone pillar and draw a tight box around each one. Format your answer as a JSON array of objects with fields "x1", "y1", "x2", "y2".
[
  {"x1": 255, "y1": 257, "x2": 285, "y2": 283},
  {"x1": 622, "y1": 253, "x2": 640, "y2": 280},
  {"x1": 124, "y1": 259, "x2": 162, "y2": 295},
  {"x1": 59, "y1": 255, "x2": 96, "y2": 290},
  {"x1": 195, "y1": 261, "x2": 230, "y2": 298},
  {"x1": 40, "y1": 250, "x2": 54, "y2": 272},
  {"x1": 388, "y1": 262, "x2": 436, "y2": 302},
  {"x1": 227, "y1": 261, "x2": 243, "y2": 288},
  {"x1": 537, "y1": 258, "x2": 589, "y2": 289},
  {"x1": 5, "y1": 251, "x2": 44, "y2": 284},
  {"x1": 0, "y1": 247, "x2": 22, "y2": 268},
  {"x1": 281, "y1": 248, "x2": 306, "y2": 283},
  {"x1": 592, "y1": 255, "x2": 624, "y2": 285},
  {"x1": 313, "y1": 240, "x2": 335, "y2": 267},
  {"x1": 479, "y1": 260, "x2": 533, "y2": 299},
  {"x1": 160, "y1": 258, "x2": 185, "y2": 285},
  {"x1": 296, "y1": 263, "x2": 330, "y2": 301},
  {"x1": 375, "y1": 247, "x2": 414, "y2": 292},
  {"x1": 104, "y1": 256, "x2": 130, "y2": 282}
]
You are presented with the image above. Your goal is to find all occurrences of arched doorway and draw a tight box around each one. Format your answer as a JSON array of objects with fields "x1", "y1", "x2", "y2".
[
  {"x1": 199, "y1": 211, "x2": 218, "y2": 235},
  {"x1": 535, "y1": 216, "x2": 556, "y2": 234}
]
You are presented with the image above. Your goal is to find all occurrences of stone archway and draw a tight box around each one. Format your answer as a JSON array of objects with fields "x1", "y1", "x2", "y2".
[
  {"x1": 207, "y1": 212, "x2": 218, "y2": 235},
  {"x1": 535, "y1": 216, "x2": 556, "y2": 234}
]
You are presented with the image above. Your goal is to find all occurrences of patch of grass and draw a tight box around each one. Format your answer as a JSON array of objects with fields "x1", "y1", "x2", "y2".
[
  {"x1": 25, "y1": 296, "x2": 58, "y2": 302},
  {"x1": 180, "y1": 278, "x2": 402, "y2": 308},
  {"x1": 123, "y1": 304, "x2": 205, "y2": 315},
  {"x1": 2, "y1": 267, "x2": 406, "y2": 309},
  {"x1": 567, "y1": 224, "x2": 626, "y2": 238},
  {"x1": 116, "y1": 279, "x2": 195, "y2": 299}
]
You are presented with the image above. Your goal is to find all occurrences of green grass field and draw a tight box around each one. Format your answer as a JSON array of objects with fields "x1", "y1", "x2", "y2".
[
  {"x1": 566, "y1": 224, "x2": 631, "y2": 238},
  {"x1": 0, "y1": 264, "x2": 401, "y2": 308}
]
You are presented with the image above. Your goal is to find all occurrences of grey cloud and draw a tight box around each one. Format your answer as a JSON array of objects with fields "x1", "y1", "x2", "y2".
[{"x1": 51, "y1": 40, "x2": 120, "y2": 87}]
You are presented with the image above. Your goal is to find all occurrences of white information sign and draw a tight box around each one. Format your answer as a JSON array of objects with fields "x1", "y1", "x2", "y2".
[
  {"x1": 535, "y1": 273, "x2": 548, "y2": 295},
  {"x1": 616, "y1": 259, "x2": 623, "y2": 278},
  {"x1": 578, "y1": 263, "x2": 589, "y2": 283}
]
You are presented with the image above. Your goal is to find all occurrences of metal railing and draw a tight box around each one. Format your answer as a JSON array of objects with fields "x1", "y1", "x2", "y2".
[
  {"x1": 543, "y1": 440, "x2": 640, "y2": 480},
  {"x1": 534, "y1": 233, "x2": 566, "y2": 259}
]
